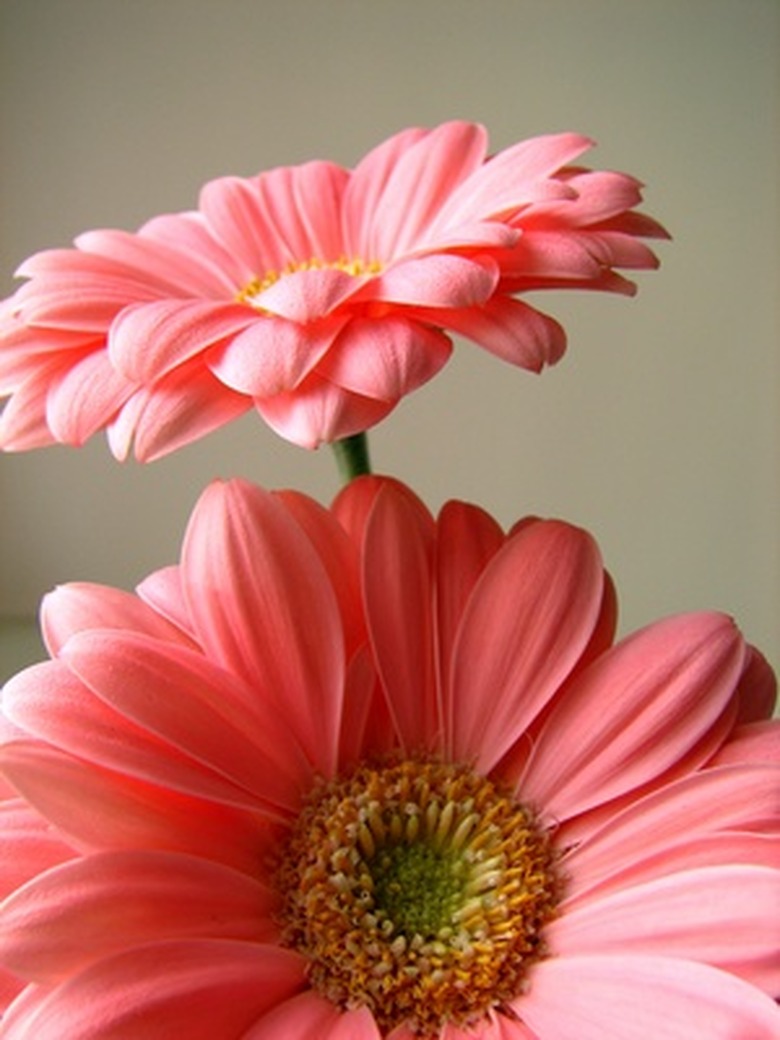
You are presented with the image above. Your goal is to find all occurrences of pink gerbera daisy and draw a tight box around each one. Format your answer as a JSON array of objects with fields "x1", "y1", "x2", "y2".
[
  {"x1": 0, "y1": 477, "x2": 777, "y2": 1038},
  {"x1": 0, "y1": 122, "x2": 667, "y2": 458}
]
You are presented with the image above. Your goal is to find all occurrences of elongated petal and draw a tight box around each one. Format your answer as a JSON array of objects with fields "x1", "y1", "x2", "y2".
[
  {"x1": 45, "y1": 350, "x2": 134, "y2": 445},
  {"x1": 550, "y1": 866, "x2": 780, "y2": 991},
  {"x1": 241, "y1": 990, "x2": 381, "y2": 1039},
  {"x1": 0, "y1": 941, "x2": 304, "y2": 1040},
  {"x1": 0, "y1": 800, "x2": 74, "y2": 898},
  {"x1": 450, "y1": 520, "x2": 604, "y2": 770},
  {"x1": 181, "y1": 479, "x2": 345, "y2": 776},
  {"x1": 517, "y1": 955, "x2": 780, "y2": 1039},
  {"x1": 523, "y1": 613, "x2": 746, "y2": 820}
]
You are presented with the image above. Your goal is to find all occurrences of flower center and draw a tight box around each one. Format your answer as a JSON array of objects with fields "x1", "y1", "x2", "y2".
[
  {"x1": 236, "y1": 256, "x2": 383, "y2": 306},
  {"x1": 277, "y1": 760, "x2": 561, "y2": 1036}
]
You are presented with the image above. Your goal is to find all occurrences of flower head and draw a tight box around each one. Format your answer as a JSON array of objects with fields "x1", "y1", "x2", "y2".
[
  {"x1": 0, "y1": 477, "x2": 777, "y2": 1037},
  {"x1": 0, "y1": 122, "x2": 666, "y2": 458}
]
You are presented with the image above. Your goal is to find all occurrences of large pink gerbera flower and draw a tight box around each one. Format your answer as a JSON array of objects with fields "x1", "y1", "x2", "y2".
[
  {"x1": 0, "y1": 477, "x2": 777, "y2": 1038},
  {"x1": 0, "y1": 122, "x2": 667, "y2": 458}
]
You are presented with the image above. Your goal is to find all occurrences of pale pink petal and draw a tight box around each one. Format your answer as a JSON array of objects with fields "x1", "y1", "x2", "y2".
[
  {"x1": 41, "y1": 580, "x2": 195, "y2": 658},
  {"x1": 431, "y1": 132, "x2": 591, "y2": 230},
  {"x1": 140, "y1": 213, "x2": 247, "y2": 292},
  {"x1": 198, "y1": 175, "x2": 288, "y2": 277},
  {"x1": 251, "y1": 266, "x2": 367, "y2": 323},
  {"x1": 523, "y1": 613, "x2": 746, "y2": 820},
  {"x1": 316, "y1": 316, "x2": 452, "y2": 402},
  {"x1": 181, "y1": 479, "x2": 345, "y2": 776},
  {"x1": 365, "y1": 254, "x2": 498, "y2": 308},
  {"x1": 255, "y1": 372, "x2": 392, "y2": 448},
  {"x1": 420, "y1": 295, "x2": 567, "y2": 370},
  {"x1": 0, "y1": 941, "x2": 305, "y2": 1040},
  {"x1": 362, "y1": 483, "x2": 438, "y2": 750},
  {"x1": 517, "y1": 955, "x2": 780, "y2": 1039},
  {"x1": 208, "y1": 314, "x2": 347, "y2": 395},
  {"x1": 449, "y1": 520, "x2": 604, "y2": 771},
  {"x1": 564, "y1": 763, "x2": 780, "y2": 902},
  {"x1": 0, "y1": 850, "x2": 278, "y2": 983},
  {"x1": 241, "y1": 990, "x2": 381, "y2": 1039},
  {"x1": 550, "y1": 866, "x2": 780, "y2": 992},
  {"x1": 0, "y1": 741, "x2": 263, "y2": 872},
  {"x1": 108, "y1": 299, "x2": 254, "y2": 382},
  {"x1": 0, "y1": 359, "x2": 68, "y2": 450},
  {"x1": 107, "y1": 361, "x2": 251, "y2": 462},
  {"x1": 365, "y1": 121, "x2": 488, "y2": 258},
  {"x1": 44, "y1": 350, "x2": 135, "y2": 445}
]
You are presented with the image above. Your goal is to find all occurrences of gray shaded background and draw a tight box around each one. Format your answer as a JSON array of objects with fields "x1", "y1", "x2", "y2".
[{"x1": 1, "y1": 0, "x2": 778, "y2": 679}]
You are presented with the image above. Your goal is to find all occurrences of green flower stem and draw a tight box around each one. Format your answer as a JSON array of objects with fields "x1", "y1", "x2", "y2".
[{"x1": 332, "y1": 433, "x2": 372, "y2": 484}]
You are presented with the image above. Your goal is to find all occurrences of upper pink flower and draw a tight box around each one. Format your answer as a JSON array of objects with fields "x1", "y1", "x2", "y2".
[
  {"x1": 0, "y1": 122, "x2": 667, "y2": 458},
  {"x1": 0, "y1": 477, "x2": 777, "y2": 1037}
]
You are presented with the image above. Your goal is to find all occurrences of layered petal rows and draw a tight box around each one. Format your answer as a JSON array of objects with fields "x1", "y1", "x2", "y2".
[
  {"x1": 0, "y1": 122, "x2": 666, "y2": 457},
  {"x1": 0, "y1": 477, "x2": 777, "y2": 1038}
]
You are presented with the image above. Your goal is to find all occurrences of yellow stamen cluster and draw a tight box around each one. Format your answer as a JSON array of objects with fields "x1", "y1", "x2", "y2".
[
  {"x1": 277, "y1": 760, "x2": 561, "y2": 1036},
  {"x1": 236, "y1": 256, "x2": 383, "y2": 306}
]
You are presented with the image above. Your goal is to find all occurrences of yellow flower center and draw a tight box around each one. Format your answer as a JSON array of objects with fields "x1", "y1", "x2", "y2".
[
  {"x1": 237, "y1": 256, "x2": 383, "y2": 306},
  {"x1": 277, "y1": 760, "x2": 561, "y2": 1036}
]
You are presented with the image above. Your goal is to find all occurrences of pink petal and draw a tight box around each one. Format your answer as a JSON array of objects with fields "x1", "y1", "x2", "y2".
[
  {"x1": 421, "y1": 295, "x2": 567, "y2": 371},
  {"x1": 550, "y1": 866, "x2": 780, "y2": 992},
  {"x1": 108, "y1": 299, "x2": 254, "y2": 382},
  {"x1": 365, "y1": 254, "x2": 498, "y2": 308},
  {"x1": 0, "y1": 359, "x2": 68, "y2": 451},
  {"x1": 208, "y1": 314, "x2": 347, "y2": 396},
  {"x1": 564, "y1": 763, "x2": 780, "y2": 902},
  {"x1": 431, "y1": 132, "x2": 591, "y2": 230},
  {"x1": 449, "y1": 520, "x2": 604, "y2": 771},
  {"x1": 181, "y1": 479, "x2": 345, "y2": 776},
  {"x1": 1, "y1": 941, "x2": 304, "y2": 1040},
  {"x1": 362, "y1": 121, "x2": 488, "y2": 258},
  {"x1": 107, "y1": 361, "x2": 251, "y2": 462},
  {"x1": 135, "y1": 566, "x2": 195, "y2": 640},
  {"x1": 41, "y1": 581, "x2": 195, "y2": 658},
  {"x1": 517, "y1": 955, "x2": 780, "y2": 1039},
  {"x1": 316, "y1": 316, "x2": 452, "y2": 402},
  {"x1": 0, "y1": 740, "x2": 263, "y2": 872},
  {"x1": 734, "y1": 646, "x2": 777, "y2": 723},
  {"x1": 523, "y1": 613, "x2": 746, "y2": 820},
  {"x1": 0, "y1": 849, "x2": 279, "y2": 983},
  {"x1": 361, "y1": 483, "x2": 438, "y2": 751},
  {"x1": 708, "y1": 720, "x2": 780, "y2": 767},
  {"x1": 240, "y1": 990, "x2": 381, "y2": 1039},
  {"x1": 251, "y1": 266, "x2": 366, "y2": 323},
  {"x1": 0, "y1": 799, "x2": 75, "y2": 898},
  {"x1": 44, "y1": 350, "x2": 135, "y2": 445},
  {"x1": 254, "y1": 371, "x2": 392, "y2": 448}
]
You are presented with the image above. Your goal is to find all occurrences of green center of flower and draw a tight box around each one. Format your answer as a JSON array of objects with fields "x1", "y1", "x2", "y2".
[
  {"x1": 277, "y1": 760, "x2": 561, "y2": 1036},
  {"x1": 236, "y1": 256, "x2": 383, "y2": 306}
]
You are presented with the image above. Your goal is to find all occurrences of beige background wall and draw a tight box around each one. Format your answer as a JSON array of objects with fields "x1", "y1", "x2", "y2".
[{"x1": 1, "y1": 0, "x2": 778, "y2": 679}]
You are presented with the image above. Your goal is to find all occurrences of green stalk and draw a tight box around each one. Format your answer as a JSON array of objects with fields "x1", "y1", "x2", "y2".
[{"x1": 332, "y1": 432, "x2": 372, "y2": 484}]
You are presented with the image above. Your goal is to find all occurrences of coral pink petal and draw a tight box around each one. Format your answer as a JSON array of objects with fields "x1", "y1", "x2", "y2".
[
  {"x1": 0, "y1": 941, "x2": 304, "y2": 1040},
  {"x1": 735, "y1": 646, "x2": 778, "y2": 723},
  {"x1": 181, "y1": 479, "x2": 345, "y2": 776},
  {"x1": 59, "y1": 631, "x2": 311, "y2": 812},
  {"x1": 107, "y1": 361, "x2": 251, "y2": 461},
  {"x1": 251, "y1": 267, "x2": 366, "y2": 323},
  {"x1": 366, "y1": 254, "x2": 498, "y2": 308},
  {"x1": 517, "y1": 954, "x2": 780, "y2": 1039},
  {"x1": 41, "y1": 581, "x2": 195, "y2": 658},
  {"x1": 209, "y1": 315, "x2": 347, "y2": 396},
  {"x1": 564, "y1": 763, "x2": 780, "y2": 901},
  {"x1": 0, "y1": 800, "x2": 74, "y2": 898},
  {"x1": 240, "y1": 990, "x2": 381, "y2": 1039},
  {"x1": 198, "y1": 176, "x2": 286, "y2": 277},
  {"x1": 430, "y1": 295, "x2": 567, "y2": 370},
  {"x1": 0, "y1": 740, "x2": 264, "y2": 871},
  {"x1": 432, "y1": 132, "x2": 591, "y2": 229},
  {"x1": 317, "y1": 316, "x2": 452, "y2": 402},
  {"x1": 255, "y1": 372, "x2": 392, "y2": 448},
  {"x1": 0, "y1": 849, "x2": 279, "y2": 983},
  {"x1": 435, "y1": 500, "x2": 505, "y2": 745},
  {"x1": 134, "y1": 566, "x2": 195, "y2": 640},
  {"x1": 449, "y1": 520, "x2": 604, "y2": 771},
  {"x1": 708, "y1": 721, "x2": 780, "y2": 767},
  {"x1": 108, "y1": 299, "x2": 254, "y2": 382},
  {"x1": 0, "y1": 359, "x2": 68, "y2": 451},
  {"x1": 366, "y1": 121, "x2": 488, "y2": 258},
  {"x1": 139, "y1": 213, "x2": 247, "y2": 292},
  {"x1": 45, "y1": 350, "x2": 134, "y2": 445},
  {"x1": 523, "y1": 613, "x2": 746, "y2": 820},
  {"x1": 362, "y1": 484, "x2": 438, "y2": 750},
  {"x1": 549, "y1": 866, "x2": 780, "y2": 991}
]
